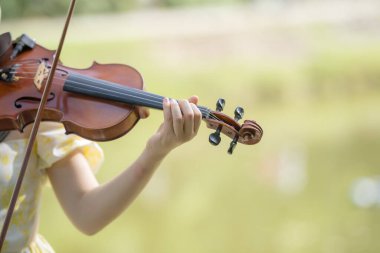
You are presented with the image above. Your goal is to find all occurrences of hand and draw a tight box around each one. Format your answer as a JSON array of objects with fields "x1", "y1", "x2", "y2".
[
  {"x1": 137, "y1": 106, "x2": 150, "y2": 119},
  {"x1": 147, "y1": 96, "x2": 202, "y2": 156}
]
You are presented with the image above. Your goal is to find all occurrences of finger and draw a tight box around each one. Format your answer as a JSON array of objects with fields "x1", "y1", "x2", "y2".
[
  {"x1": 171, "y1": 99, "x2": 183, "y2": 138},
  {"x1": 163, "y1": 98, "x2": 172, "y2": 127},
  {"x1": 188, "y1": 95, "x2": 199, "y2": 105},
  {"x1": 191, "y1": 103, "x2": 202, "y2": 134},
  {"x1": 179, "y1": 100, "x2": 194, "y2": 138},
  {"x1": 138, "y1": 107, "x2": 150, "y2": 119}
]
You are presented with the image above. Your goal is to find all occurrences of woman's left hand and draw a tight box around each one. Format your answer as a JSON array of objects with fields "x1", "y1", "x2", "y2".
[
  {"x1": 137, "y1": 106, "x2": 150, "y2": 119},
  {"x1": 147, "y1": 96, "x2": 202, "y2": 156}
]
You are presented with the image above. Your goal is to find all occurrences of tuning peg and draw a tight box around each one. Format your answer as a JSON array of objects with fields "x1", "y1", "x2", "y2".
[
  {"x1": 234, "y1": 106, "x2": 244, "y2": 121},
  {"x1": 227, "y1": 136, "x2": 239, "y2": 155},
  {"x1": 216, "y1": 98, "x2": 225, "y2": 112},
  {"x1": 209, "y1": 125, "x2": 222, "y2": 146}
]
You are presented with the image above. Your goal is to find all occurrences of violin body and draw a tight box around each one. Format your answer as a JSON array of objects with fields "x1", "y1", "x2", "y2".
[{"x1": 0, "y1": 32, "x2": 144, "y2": 141}]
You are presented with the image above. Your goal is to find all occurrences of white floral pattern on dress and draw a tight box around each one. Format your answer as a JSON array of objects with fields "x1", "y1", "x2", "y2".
[
  {"x1": 0, "y1": 143, "x2": 17, "y2": 183},
  {"x1": 0, "y1": 123, "x2": 103, "y2": 253}
]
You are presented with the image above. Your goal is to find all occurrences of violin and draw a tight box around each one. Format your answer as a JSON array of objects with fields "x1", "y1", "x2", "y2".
[{"x1": 0, "y1": 32, "x2": 263, "y2": 154}]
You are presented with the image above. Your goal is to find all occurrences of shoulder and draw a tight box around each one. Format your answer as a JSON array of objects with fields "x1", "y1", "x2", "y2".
[{"x1": 36, "y1": 122, "x2": 104, "y2": 173}]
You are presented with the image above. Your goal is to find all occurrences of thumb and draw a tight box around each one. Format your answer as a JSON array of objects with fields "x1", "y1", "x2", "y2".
[{"x1": 188, "y1": 95, "x2": 199, "y2": 105}]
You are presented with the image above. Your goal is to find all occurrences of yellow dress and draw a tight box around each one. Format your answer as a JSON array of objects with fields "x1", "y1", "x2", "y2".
[{"x1": 0, "y1": 123, "x2": 103, "y2": 253}]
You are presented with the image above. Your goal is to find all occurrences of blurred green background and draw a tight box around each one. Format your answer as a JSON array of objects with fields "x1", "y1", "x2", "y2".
[{"x1": 1, "y1": 0, "x2": 380, "y2": 252}]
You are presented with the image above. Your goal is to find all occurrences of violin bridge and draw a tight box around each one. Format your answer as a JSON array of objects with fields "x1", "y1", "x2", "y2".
[{"x1": 34, "y1": 61, "x2": 49, "y2": 91}]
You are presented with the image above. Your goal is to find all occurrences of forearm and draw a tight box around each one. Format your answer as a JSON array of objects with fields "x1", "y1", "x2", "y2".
[
  {"x1": 48, "y1": 144, "x2": 168, "y2": 235},
  {"x1": 76, "y1": 146, "x2": 167, "y2": 234}
]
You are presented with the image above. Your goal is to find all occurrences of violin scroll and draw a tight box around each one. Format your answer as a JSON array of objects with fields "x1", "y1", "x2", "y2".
[{"x1": 204, "y1": 98, "x2": 263, "y2": 154}]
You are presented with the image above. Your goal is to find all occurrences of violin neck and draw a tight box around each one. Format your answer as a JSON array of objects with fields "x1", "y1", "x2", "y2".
[{"x1": 63, "y1": 73, "x2": 211, "y2": 118}]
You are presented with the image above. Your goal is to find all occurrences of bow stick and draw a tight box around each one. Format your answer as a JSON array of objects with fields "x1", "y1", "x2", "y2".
[{"x1": 0, "y1": 0, "x2": 77, "y2": 251}]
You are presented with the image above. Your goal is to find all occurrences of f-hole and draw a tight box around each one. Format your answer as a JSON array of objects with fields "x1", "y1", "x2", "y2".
[{"x1": 14, "y1": 92, "x2": 56, "y2": 108}]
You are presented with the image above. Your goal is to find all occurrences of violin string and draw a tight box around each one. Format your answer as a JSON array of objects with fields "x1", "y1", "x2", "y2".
[
  {"x1": 15, "y1": 76, "x2": 42, "y2": 80},
  {"x1": 9, "y1": 64, "x2": 198, "y2": 114},
  {"x1": 11, "y1": 77, "x2": 219, "y2": 120},
  {"x1": 7, "y1": 62, "x2": 222, "y2": 120},
  {"x1": 68, "y1": 79, "x2": 220, "y2": 121},
  {"x1": 66, "y1": 74, "x2": 219, "y2": 120},
  {"x1": 10, "y1": 69, "x2": 31, "y2": 72},
  {"x1": 67, "y1": 79, "x2": 216, "y2": 120},
  {"x1": 64, "y1": 81, "x2": 217, "y2": 120},
  {"x1": 12, "y1": 79, "x2": 219, "y2": 122},
  {"x1": 12, "y1": 78, "x2": 218, "y2": 121},
  {"x1": 10, "y1": 76, "x2": 218, "y2": 120},
  {"x1": 13, "y1": 60, "x2": 41, "y2": 64},
  {"x1": 9, "y1": 67, "x2": 220, "y2": 121},
  {"x1": 11, "y1": 71, "x2": 39, "y2": 74},
  {"x1": 71, "y1": 73, "x2": 166, "y2": 102},
  {"x1": 64, "y1": 73, "x2": 215, "y2": 116},
  {"x1": 11, "y1": 62, "x2": 41, "y2": 67},
  {"x1": 12, "y1": 66, "x2": 164, "y2": 107},
  {"x1": 11, "y1": 66, "x2": 37, "y2": 68},
  {"x1": 16, "y1": 70, "x2": 244, "y2": 135},
  {"x1": 9, "y1": 69, "x2": 217, "y2": 119},
  {"x1": 11, "y1": 72, "x2": 67, "y2": 80}
]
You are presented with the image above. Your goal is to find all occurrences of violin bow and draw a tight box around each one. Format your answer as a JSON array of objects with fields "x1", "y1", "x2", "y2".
[{"x1": 0, "y1": 0, "x2": 77, "y2": 251}]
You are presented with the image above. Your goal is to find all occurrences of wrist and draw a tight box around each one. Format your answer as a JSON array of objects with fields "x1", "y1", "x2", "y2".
[
  {"x1": 145, "y1": 138, "x2": 171, "y2": 159},
  {"x1": 146, "y1": 133, "x2": 178, "y2": 158},
  {"x1": 132, "y1": 143, "x2": 167, "y2": 179}
]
